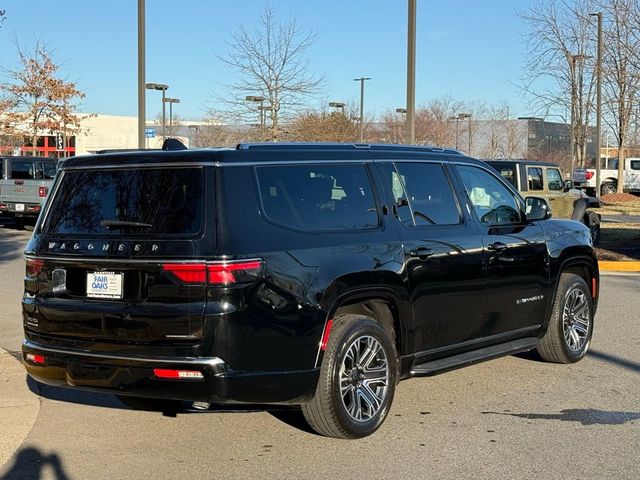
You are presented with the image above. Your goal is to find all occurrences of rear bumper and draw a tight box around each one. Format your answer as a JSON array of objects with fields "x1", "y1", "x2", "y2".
[
  {"x1": 22, "y1": 340, "x2": 319, "y2": 405},
  {"x1": 0, "y1": 202, "x2": 41, "y2": 217}
]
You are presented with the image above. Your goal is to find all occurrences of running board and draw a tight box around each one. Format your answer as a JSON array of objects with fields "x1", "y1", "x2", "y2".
[{"x1": 410, "y1": 337, "x2": 538, "y2": 377}]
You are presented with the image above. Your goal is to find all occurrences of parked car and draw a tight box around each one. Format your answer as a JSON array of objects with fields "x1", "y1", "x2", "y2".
[
  {"x1": 0, "y1": 156, "x2": 58, "y2": 228},
  {"x1": 485, "y1": 159, "x2": 601, "y2": 244},
  {"x1": 574, "y1": 157, "x2": 640, "y2": 196},
  {"x1": 22, "y1": 143, "x2": 599, "y2": 438}
]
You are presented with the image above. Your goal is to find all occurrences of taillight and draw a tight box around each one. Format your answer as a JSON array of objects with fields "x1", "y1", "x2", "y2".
[
  {"x1": 585, "y1": 171, "x2": 594, "y2": 180},
  {"x1": 162, "y1": 259, "x2": 263, "y2": 285},
  {"x1": 25, "y1": 258, "x2": 44, "y2": 277},
  {"x1": 0, "y1": 203, "x2": 6, "y2": 211},
  {"x1": 38, "y1": 186, "x2": 48, "y2": 197}
]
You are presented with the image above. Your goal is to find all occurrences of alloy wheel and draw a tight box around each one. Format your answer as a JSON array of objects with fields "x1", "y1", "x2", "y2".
[
  {"x1": 339, "y1": 335, "x2": 390, "y2": 422},
  {"x1": 562, "y1": 287, "x2": 591, "y2": 352}
]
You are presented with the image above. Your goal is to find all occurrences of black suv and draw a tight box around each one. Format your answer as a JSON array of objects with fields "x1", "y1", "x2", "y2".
[{"x1": 22, "y1": 143, "x2": 599, "y2": 438}]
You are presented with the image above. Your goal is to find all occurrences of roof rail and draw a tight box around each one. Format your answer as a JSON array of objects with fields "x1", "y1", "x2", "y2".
[{"x1": 236, "y1": 142, "x2": 462, "y2": 155}]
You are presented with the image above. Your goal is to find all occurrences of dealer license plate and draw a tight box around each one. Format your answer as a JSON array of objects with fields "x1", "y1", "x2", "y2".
[{"x1": 86, "y1": 271, "x2": 123, "y2": 299}]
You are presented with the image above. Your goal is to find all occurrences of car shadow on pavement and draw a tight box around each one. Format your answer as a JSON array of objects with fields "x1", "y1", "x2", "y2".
[
  {"x1": 0, "y1": 446, "x2": 70, "y2": 480},
  {"x1": 0, "y1": 225, "x2": 31, "y2": 265},
  {"x1": 26, "y1": 376, "x2": 318, "y2": 434},
  {"x1": 588, "y1": 349, "x2": 640, "y2": 373}
]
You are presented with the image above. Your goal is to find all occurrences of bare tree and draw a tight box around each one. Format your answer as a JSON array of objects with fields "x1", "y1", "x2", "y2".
[
  {"x1": 601, "y1": 0, "x2": 640, "y2": 192},
  {"x1": 1, "y1": 39, "x2": 86, "y2": 156},
  {"x1": 213, "y1": 5, "x2": 323, "y2": 141},
  {"x1": 0, "y1": 9, "x2": 6, "y2": 28},
  {"x1": 520, "y1": 0, "x2": 597, "y2": 168},
  {"x1": 288, "y1": 109, "x2": 359, "y2": 142}
]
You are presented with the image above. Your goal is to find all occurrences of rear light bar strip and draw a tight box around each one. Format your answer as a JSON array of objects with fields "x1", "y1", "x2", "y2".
[{"x1": 162, "y1": 260, "x2": 262, "y2": 285}]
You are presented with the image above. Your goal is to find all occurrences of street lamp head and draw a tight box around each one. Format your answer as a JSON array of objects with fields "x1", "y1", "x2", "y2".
[
  {"x1": 245, "y1": 95, "x2": 266, "y2": 102},
  {"x1": 396, "y1": 108, "x2": 407, "y2": 114},
  {"x1": 329, "y1": 102, "x2": 346, "y2": 108},
  {"x1": 353, "y1": 77, "x2": 371, "y2": 82},
  {"x1": 145, "y1": 83, "x2": 168, "y2": 91},
  {"x1": 457, "y1": 113, "x2": 471, "y2": 119},
  {"x1": 163, "y1": 98, "x2": 180, "y2": 104}
]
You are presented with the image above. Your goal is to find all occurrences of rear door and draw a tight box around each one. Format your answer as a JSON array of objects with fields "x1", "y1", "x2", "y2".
[{"x1": 25, "y1": 165, "x2": 210, "y2": 344}]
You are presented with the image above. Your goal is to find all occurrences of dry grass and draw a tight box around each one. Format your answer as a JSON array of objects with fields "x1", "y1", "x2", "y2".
[
  {"x1": 598, "y1": 200, "x2": 640, "y2": 216},
  {"x1": 596, "y1": 221, "x2": 640, "y2": 260}
]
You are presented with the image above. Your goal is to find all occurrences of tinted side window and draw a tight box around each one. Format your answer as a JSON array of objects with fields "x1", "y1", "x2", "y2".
[
  {"x1": 527, "y1": 167, "x2": 543, "y2": 190},
  {"x1": 492, "y1": 164, "x2": 517, "y2": 188},
  {"x1": 394, "y1": 163, "x2": 461, "y2": 226},
  {"x1": 11, "y1": 161, "x2": 35, "y2": 180},
  {"x1": 40, "y1": 162, "x2": 58, "y2": 180},
  {"x1": 457, "y1": 165, "x2": 522, "y2": 226},
  {"x1": 256, "y1": 164, "x2": 378, "y2": 231},
  {"x1": 547, "y1": 168, "x2": 563, "y2": 191},
  {"x1": 630, "y1": 160, "x2": 640, "y2": 170}
]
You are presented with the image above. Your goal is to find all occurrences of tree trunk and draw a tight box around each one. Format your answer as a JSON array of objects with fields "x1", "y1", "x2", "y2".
[{"x1": 617, "y1": 145, "x2": 625, "y2": 193}]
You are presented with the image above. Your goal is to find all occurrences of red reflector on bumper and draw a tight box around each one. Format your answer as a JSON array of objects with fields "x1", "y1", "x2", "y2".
[
  {"x1": 153, "y1": 369, "x2": 204, "y2": 380},
  {"x1": 26, "y1": 353, "x2": 45, "y2": 364}
]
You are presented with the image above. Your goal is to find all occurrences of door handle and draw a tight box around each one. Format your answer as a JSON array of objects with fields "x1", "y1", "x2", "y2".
[
  {"x1": 487, "y1": 242, "x2": 508, "y2": 253},
  {"x1": 409, "y1": 246, "x2": 433, "y2": 259}
]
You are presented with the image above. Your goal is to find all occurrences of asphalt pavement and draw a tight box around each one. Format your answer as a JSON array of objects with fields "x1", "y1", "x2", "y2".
[{"x1": 1, "y1": 223, "x2": 639, "y2": 480}]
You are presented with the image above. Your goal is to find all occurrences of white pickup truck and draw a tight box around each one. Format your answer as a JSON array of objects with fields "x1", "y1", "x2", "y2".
[{"x1": 574, "y1": 157, "x2": 640, "y2": 196}]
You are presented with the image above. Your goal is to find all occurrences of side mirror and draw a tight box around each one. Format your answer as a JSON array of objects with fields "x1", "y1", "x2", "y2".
[
  {"x1": 525, "y1": 196, "x2": 552, "y2": 221},
  {"x1": 563, "y1": 179, "x2": 574, "y2": 192}
]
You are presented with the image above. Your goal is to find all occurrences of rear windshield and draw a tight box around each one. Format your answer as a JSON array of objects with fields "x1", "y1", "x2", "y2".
[{"x1": 42, "y1": 167, "x2": 204, "y2": 236}]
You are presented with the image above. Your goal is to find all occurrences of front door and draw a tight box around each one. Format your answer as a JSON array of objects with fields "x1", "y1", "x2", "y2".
[
  {"x1": 455, "y1": 164, "x2": 549, "y2": 336},
  {"x1": 376, "y1": 161, "x2": 486, "y2": 353}
]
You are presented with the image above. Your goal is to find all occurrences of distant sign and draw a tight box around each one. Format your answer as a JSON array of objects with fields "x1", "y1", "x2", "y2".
[
  {"x1": 145, "y1": 128, "x2": 156, "y2": 138},
  {"x1": 56, "y1": 132, "x2": 64, "y2": 151}
]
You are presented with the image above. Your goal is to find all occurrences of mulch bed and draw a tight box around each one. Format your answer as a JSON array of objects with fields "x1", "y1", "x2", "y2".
[{"x1": 601, "y1": 193, "x2": 639, "y2": 203}]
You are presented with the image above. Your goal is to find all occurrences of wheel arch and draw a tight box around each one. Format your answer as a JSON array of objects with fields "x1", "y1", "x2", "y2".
[
  {"x1": 543, "y1": 254, "x2": 599, "y2": 333},
  {"x1": 315, "y1": 287, "x2": 411, "y2": 368}
]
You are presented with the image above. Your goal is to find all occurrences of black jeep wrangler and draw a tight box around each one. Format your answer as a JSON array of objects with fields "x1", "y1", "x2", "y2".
[{"x1": 22, "y1": 143, "x2": 598, "y2": 438}]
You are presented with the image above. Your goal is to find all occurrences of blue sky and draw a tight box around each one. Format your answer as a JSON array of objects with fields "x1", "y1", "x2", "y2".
[{"x1": 0, "y1": 0, "x2": 535, "y2": 120}]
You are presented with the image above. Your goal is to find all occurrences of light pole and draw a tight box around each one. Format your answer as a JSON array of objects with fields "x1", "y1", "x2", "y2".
[
  {"x1": 590, "y1": 12, "x2": 603, "y2": 197},
  {"x1": 163, "y1": 98, "x2": 180, "y2": 137},
  {"x1": 396, "y1": 108, "x2": 407, "y2": 143},
  {"x1": 406, "y1": 0, "x2": 417, "y2": 145},
  {"x1": 354, "y1": 77, "x2": 371, "y2": 142},
  {"x1": 568, "y1": 54, "x2": 592, "y2": 179},
  {"x1": 137, "y1": 0, "x2": 145, "y2": 149},
  {"x1": 146, "y1": 83, "x2": 169, "y2": 141},
  {"x1": 329, "y1": 102, "x2": 346, "y2": 114},
  {"x1": 246, "y1": 95, "x2": 266, "y2": 128},
  {"x1": 457, "y1": 113, "x2": 471, "y2": 155},
  {"x1": 448, "y1": 116, "x2": 460, "y2": 150}
]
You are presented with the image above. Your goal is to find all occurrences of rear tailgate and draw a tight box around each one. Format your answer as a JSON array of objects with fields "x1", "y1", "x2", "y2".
[
  {"x1": 24, "y1": 165, "x2": 209, "y2": 345},
  {"x1": 24, "y1": 254, "x2": 206, "y2": 343}
]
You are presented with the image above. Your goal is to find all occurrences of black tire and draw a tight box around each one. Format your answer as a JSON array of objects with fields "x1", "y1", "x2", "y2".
[
  {"x1": 301, "y1": 314, "x2": 397, "y2": 439},
  {"x1": 601, "y1": 182, "x2": 616, "y2": 196},
  {"x1": 537, "y1": 273, "x2": 594, "y2": 363},
  {"x1": 116, "y1": 395, "x2": 182, "y2": 412},
  {"x1": 584, "y1": 213, "x2": 601, "y2": 245}
]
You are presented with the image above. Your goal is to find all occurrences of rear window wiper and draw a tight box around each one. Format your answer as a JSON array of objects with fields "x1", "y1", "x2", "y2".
[{"x1": 100, "y1": 219, "x2": 153, "y2": 229}]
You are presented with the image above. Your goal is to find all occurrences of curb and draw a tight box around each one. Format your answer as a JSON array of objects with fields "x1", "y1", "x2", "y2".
[
  {"x1": 598, "y1": 261, "x2": 640, "y2": 272},
  {"x1": 0, "y1": 348, "x2": 40, "y2": 469}
]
